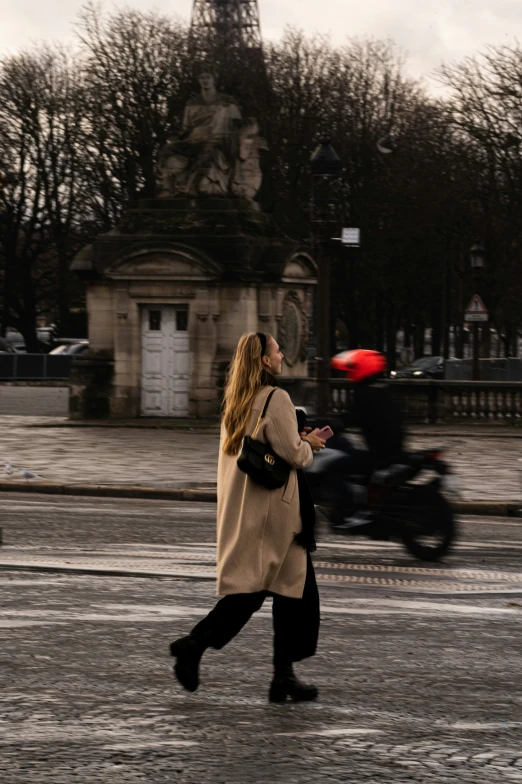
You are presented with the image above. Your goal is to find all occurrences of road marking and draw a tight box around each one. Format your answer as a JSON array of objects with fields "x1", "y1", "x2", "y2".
[
  {"x1": 276, "y1": 728, "x2": 382, "y2": 737},
  {"x1": 313, "y1": 561, "x2": 522, "y2": 581},
  {"x1": 103, "y1": 741, "x2": 198, "y2": 749},
  {"x1": 2, "y1": 556, "x2": 522, "y2": 595},
  {"x1": 0, "y1": 620, "x2": 67, "y2": 628},
  {"x1": 3, "y1": 542, "x2": 522, "y2": 594},
  {"x1": 0, "y1": 502, "x2": 216, "y2": 517},
  {"x1": 321, "y1": 600, "x2": 518, "y2": 614},
  {"x1": 454, "y1": 541, "x2": 522, "y2": 550},
  {"x1": 448, "y1": 722, "x2": 522, "y2": 730},
  {"x1": 468, "y1": 519, "x2": 522, "y2": 527},
  {"x1": 2, "y1": 600, "x2": 517, "y2": 623}
]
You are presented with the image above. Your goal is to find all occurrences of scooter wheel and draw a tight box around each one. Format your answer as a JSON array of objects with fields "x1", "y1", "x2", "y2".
[{"x1": 401, "y1": 493, "x2": 456, "y2": 562}]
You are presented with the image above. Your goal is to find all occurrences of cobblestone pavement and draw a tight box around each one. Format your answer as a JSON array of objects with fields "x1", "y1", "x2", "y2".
[
  {"x1": 1, "y1": 494, "x2": 522, "y2": 782},
  {"x1": 0, "y1": 414, "x2": 520, "y2": 500}
]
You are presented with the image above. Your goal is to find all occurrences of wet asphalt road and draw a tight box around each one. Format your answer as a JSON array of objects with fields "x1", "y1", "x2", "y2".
[{"x1": 1, "y1": 494, "x2": 522, "y2": 783}]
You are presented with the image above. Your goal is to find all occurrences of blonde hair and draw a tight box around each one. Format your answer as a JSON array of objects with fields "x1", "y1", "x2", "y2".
[{"x1": 222, "y1": 332, "x2": 269, "y2": 456}]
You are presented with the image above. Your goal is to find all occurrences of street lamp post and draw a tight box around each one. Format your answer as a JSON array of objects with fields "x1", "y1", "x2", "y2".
[
  {"x1": 469, "y1": 242, "x2": 486, "y2": 381},
  {"x1": 310, "y1": 136, "x2": 342, "y2": 418}
]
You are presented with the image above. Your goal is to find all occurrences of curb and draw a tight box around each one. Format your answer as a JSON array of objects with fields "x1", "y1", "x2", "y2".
[
  {"x1": 0, "y1": 562, "x2": 215, "y2": 581},
  {"x1": 0, "y1": 481, "x2": 216, "y2": 503},
  {"x1": 453, "y1": 501, "x2": 522, "y2": 517},
  {"x1": 0, "y1": 480, "x2": 520, "y2": 517}
]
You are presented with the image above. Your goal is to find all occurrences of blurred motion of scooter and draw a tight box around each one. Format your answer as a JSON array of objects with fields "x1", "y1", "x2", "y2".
[{"x1": 305, "y1": 440, "x2": 458, "y2": 561}]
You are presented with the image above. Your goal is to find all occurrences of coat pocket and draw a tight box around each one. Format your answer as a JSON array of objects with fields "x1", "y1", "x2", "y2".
[{"x1": 281, "y1": 471, "x2": 296, "y2": 505}]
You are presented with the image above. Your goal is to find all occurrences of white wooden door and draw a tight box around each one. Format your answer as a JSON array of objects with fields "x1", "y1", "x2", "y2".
[{"x1": 140, "y1": 306, "x2": 190, "y2": 417}]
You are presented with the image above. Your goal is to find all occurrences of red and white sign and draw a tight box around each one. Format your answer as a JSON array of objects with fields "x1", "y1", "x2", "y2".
[{"x1": 465, "y1": 294, "x2": 489, "y2": 322}]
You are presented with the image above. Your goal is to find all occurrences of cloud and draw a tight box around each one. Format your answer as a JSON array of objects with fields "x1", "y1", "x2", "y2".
[{"x1": 1, "y1": 0, "x2": 521, "y2": 85}]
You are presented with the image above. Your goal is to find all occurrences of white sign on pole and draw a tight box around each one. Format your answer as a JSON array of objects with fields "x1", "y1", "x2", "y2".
[
  {"x1": 465, "y1": 294, "x2": 489, "y2": 322},
  {"x1": 341, "y1": 228, "x2": 360, "y2": 246}
]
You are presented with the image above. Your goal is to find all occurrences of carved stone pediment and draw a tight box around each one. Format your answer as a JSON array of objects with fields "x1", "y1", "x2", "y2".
[
  {"x1": 105, "y1": 246, "x2": 221, "y2": 281},
  {"x1": 282, "y1": 253, "x2": 318, "y2": 282}
]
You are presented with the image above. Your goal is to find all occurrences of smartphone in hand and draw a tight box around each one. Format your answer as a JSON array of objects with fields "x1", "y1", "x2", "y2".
[{"x1": 316, "y1": 425, "x2": 334, "y2": 441}]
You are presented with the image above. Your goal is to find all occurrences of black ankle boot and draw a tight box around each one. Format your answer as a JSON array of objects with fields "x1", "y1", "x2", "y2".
[
  {"x1": 170, "y1": 635, "x2": 207, "y2": 693},
  {"x1": 269, "y1": 663, "x2": 318, "y2": 703}
]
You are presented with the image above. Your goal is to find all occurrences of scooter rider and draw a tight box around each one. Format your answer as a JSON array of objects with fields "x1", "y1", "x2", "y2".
[
  {"x1": 343, "y1": 350, "x2": 403, "y2": 470},
  {"x1": 328, "y1": 349, "x2": 404, "y2": 525}
]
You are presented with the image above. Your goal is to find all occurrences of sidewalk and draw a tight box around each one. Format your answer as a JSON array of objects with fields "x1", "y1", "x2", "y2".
[{"x1": 0, "y1": 415, "x2": 519, "y2": 507}]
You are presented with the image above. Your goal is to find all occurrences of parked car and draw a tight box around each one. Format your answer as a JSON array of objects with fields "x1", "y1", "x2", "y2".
[
  {"x1": 0, "y1": 337, "x2": 16, "y2": 354},
  {"x1": 37, "y1": 327, "x2": 57, "y2": 346},
  {"x1": 65, "y1": 342, "x2": 89, "y2": 355},
  {"x1": 390, "y1": 356, "x2": 444, "y2": 379},
  {"x1": 49, "y1": 341, "x2": 89, "y2": 356},
  {"x1": 5, "y1": 329, "x2": 26, "y2": 352},
  {"x1": 48, "y1": 344, "x2": 69, "y2": 355}
]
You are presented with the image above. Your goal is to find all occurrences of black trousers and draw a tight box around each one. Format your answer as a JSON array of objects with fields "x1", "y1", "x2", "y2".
[{"x1": 190, "y1": 554, "x2": 320, "y2": 666}]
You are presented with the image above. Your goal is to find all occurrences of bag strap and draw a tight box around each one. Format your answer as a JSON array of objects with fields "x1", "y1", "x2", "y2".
[{"x1": 251, "y1": 388, "x2": 277, "y2": 440}]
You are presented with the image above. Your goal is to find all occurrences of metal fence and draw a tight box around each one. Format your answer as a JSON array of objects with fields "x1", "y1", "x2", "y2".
[
  {"x1": 331, "y1": 379, "x2": 522, "y2": 422},
  {"x1": 0, "y1": 354, "x2": 75, "y2": 381},
  {"x1": 280, "y1": 377, "x2": 522, "y2": 423}
]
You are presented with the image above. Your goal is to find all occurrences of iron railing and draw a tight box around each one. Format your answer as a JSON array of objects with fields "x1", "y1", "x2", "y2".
[
  {"x1": 0, "y1": 354, "x2": 75, "y2": 381},
  {"x1": 280, "y1": 377, "x2": 522, "y2": 423}
]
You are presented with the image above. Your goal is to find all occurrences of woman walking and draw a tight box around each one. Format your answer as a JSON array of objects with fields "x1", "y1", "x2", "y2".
[{"x1": 170, "y1": 332, "x2": 325, "y2": 702}]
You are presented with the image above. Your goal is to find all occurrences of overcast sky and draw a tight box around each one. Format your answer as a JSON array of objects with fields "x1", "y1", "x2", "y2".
[{"x1": 1, "y1": 0, "x2": 521, "y2": 84}]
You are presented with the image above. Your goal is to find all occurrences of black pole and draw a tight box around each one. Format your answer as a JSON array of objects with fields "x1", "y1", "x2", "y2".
[
  {"x1": 442, "y1": 253, "x2": 450, "y2": 359},
  {"x1": 309, "y1": 136, "x2": 342, "y2": 418},
  {"x1": 472, "y1": 321, "x2": 480, "y2": 381},
  {"x1": 316, "y1": 242, "x2": 331, "y2": 418},
  {"x1": 471, "y1": 264, "x2": 480, "y2": 380},
  {"x1": 0, "y1": 255, "x2": 9, "y2": 338}
]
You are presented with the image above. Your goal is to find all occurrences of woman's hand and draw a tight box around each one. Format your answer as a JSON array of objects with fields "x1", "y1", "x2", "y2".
[{"x1": 302, "y1": 428, "x2": 326, "y2": 452}]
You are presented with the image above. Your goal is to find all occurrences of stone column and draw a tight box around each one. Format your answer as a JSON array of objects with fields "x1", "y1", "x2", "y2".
[
  {"x1": 112, "y1": 286, "x2": 140, "y2": 418},
  {"x1": 87, "y1": 283, "x2": 115, "y2": 351},
  {"x1": 69, "y1": 282, "x2": 116, "y2": 419},
  {"x1": 218, "y1": 284, "x2": 258, "y2": 355},
  {"x1": 190, "y1": 285, "x2": 220, "y2": 416}
]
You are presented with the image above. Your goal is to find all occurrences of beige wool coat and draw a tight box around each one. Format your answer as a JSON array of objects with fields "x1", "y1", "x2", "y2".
[{"x1": 217, "y1": 385, "x2": 314, "y2": 599}]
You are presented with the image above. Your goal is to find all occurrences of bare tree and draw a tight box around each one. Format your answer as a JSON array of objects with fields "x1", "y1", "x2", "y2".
[
  {"x1": 438, "y1": 45, "x2": 522, "y2": 356},
  {"x1": 0, "y1": 46, "x2": 86, "y2": 346},
  {"x1": 3, "y1": 5, "x2": 522, "y2": 361},
  {"x1": 76, "y1": 3, "x2": 193, "y2": 223}
]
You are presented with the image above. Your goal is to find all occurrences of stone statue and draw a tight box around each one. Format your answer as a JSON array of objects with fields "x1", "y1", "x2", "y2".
[
  {"x1": 231, "y1": 118, "x2": 268, "y2": 200},
  {"x1": 157, "y1": 71, "x2": 266, "y2": 201}
]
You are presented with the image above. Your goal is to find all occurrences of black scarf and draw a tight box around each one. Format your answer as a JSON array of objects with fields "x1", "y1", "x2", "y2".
[
  {"x1": 295, "y1": 471, "x2": 317, "y2": 553},
  {"x1": 260, "y1": 373, "x2": 316, "y2": 552}
]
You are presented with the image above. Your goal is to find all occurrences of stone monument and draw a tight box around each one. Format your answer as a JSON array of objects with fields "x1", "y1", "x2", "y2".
[
  {"x1": 70, "y1": 74, "x2": 316, "y2": 419},
  {"x1": 157, "y1": 71, "x2": 267, "y2": 201}
]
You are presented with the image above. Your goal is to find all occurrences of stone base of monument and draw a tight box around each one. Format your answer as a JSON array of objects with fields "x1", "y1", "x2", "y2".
[
  {"x1": 114, "y1": 196, "x2": 288, "y2": 277},
  {"x1": 69, "y1": 352, "x2": 115, "y2": 420},
  {"x1": 71, "y1": 196, "x2": 317, "y2": 419}
]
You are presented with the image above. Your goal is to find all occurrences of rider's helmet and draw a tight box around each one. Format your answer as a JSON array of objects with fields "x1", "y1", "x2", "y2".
[{"x1": 331, "y1": 349, "x2": 387, "y2": 382}]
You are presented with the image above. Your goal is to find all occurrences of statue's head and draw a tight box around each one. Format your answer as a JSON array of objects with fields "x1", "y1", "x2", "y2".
[
  {"x1": 244, "y1": 117, "x2": 260, "y2": 135},
  {"x1": 198, "y1": 70, "x2": 216, "y2": 91}
]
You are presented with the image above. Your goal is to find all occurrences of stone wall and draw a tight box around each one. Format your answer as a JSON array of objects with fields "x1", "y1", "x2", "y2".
[{"x1": 82, "y1": 272, "x2": 314, "y2": 418}]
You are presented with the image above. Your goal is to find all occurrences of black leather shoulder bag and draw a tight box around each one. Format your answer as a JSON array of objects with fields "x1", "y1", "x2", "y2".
[{"x1": 237, "y1": 388, "x2": 291, "y2": 489}]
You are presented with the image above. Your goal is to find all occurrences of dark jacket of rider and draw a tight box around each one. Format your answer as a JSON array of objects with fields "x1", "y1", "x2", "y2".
[{"x1": 351, "y1": 375, "x2": 403, "y2": 469}]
